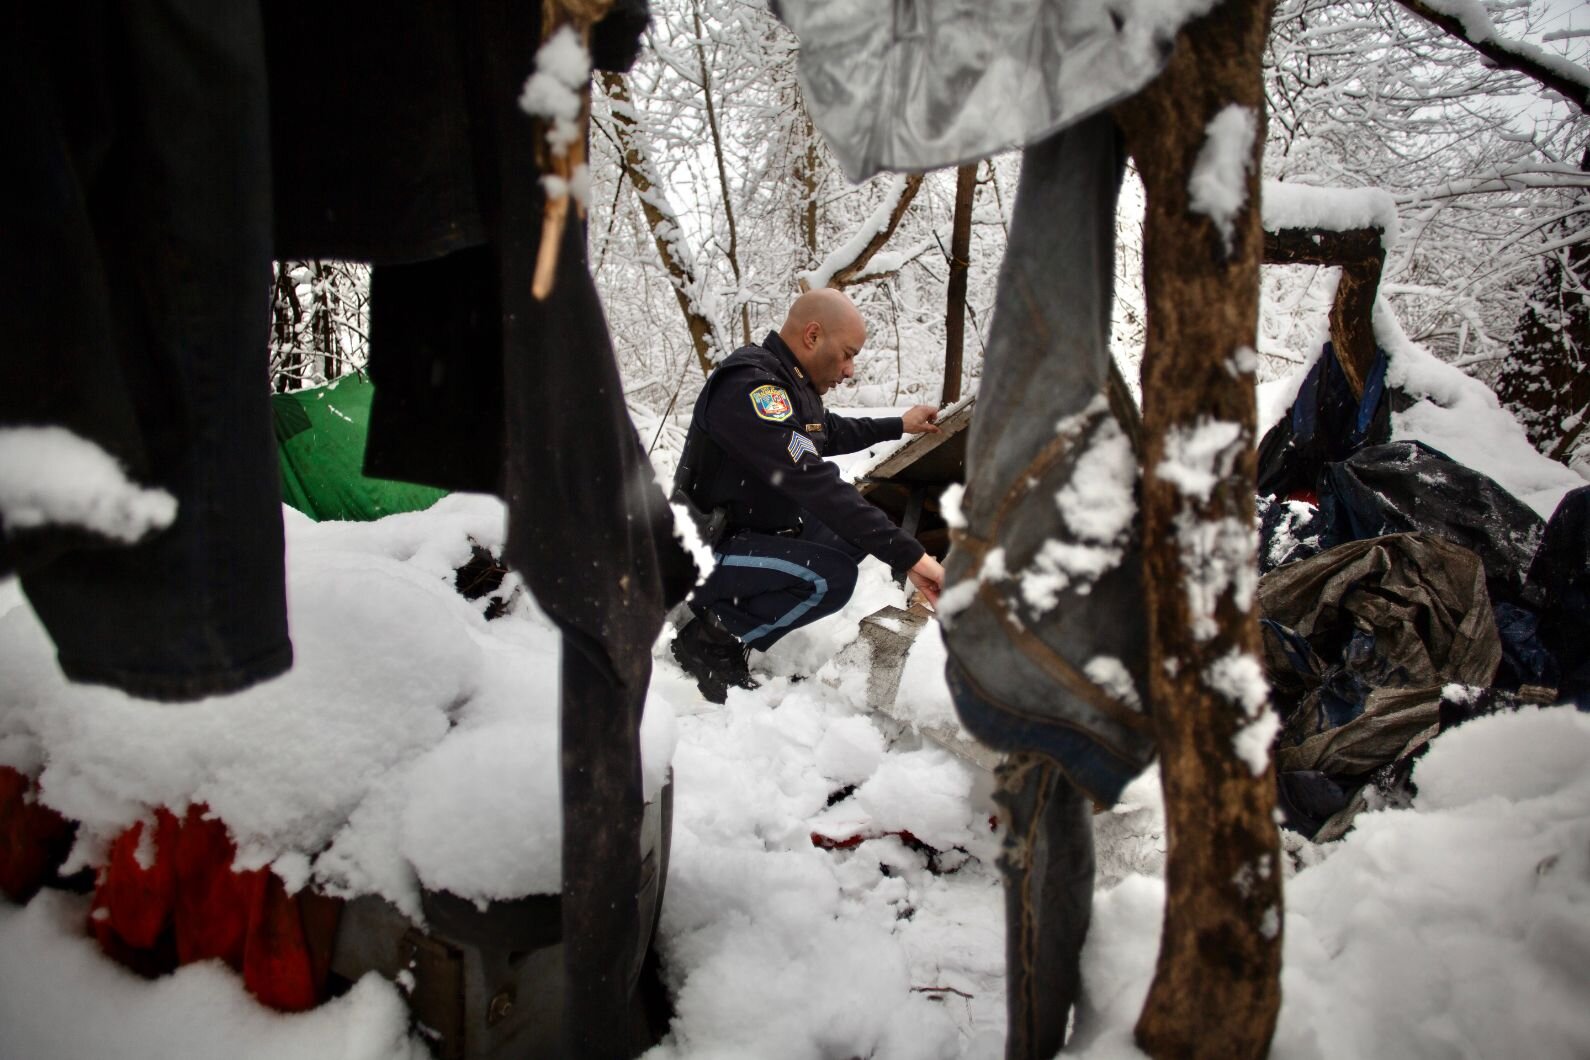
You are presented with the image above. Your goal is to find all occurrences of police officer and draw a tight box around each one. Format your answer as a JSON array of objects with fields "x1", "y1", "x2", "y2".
[{"x1": 671, "y1": 288, "x2": 946, "y2": 702}]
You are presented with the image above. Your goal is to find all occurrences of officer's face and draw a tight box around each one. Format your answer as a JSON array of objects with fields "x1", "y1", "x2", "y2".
[{"x1": 810, "y1": 319, "x2": 866, "y2": 394}]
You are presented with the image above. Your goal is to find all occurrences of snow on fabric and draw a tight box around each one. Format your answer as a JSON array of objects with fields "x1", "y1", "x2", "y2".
[
  {"x1": 1187, "y1": 104, "x2": 1256, "y2": 255},
  {"x1": 1373, "y1": 307, "x2": 1585, "y2": 518},
  {"x1": 0, "y1": 426, "x2": 176, "y2": 543},
  {"x1": 518, "y1": 25, "x2": 591, "y2": 157},
  {"x1": 1017, "y1": 400, "x2": 1138, "y2": 614},
  {"x1": 0, "y1": 494, "x2": 676, "y2": 916}
]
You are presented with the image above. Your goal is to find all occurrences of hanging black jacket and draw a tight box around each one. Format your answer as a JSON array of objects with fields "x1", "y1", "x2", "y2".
[{"x1": 677, "y1": 332, "x2": 924, "y2": 573}]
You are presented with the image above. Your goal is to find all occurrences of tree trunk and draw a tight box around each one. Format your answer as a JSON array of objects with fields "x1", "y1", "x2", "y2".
[
  {"x1": 310, "y1": 260, "x2": 339, "y2": 383},
  {"x1": 799, "y1": 103, "x2": 821, "y2": 264},
  {"x1": 1263, "y1": 228, "x2": 1387, "y2": 398},
  {"x1": 1111, "y1": 0, "x2": 1283, "y2": 1055},
  {"x1": 943, "y1": 164, "x2": 976, "y2": 404},
  {"x1": 599, "y1": 71, "x2": 723, "y2": 377},
  {"x1": 270, "y1": 262, "x2": 304, "y2": 393}
]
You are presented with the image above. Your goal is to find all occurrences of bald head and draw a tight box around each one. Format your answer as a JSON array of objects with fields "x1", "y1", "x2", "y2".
[{"x1": 779, "y1": 288, "x2": 866, "y2": 394}]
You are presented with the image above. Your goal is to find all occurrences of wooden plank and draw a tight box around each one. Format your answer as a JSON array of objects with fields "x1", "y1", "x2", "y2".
[{"x1": 856, "y1": 398, "x2": 975, "y2": 493}]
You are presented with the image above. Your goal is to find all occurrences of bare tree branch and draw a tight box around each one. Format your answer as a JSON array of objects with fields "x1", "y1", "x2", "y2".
[
  {"x1": 1265, "y1": 227, "x2": 1387, "y2": 395},
  {"x1": 691, "y1": 0, "x2": 751, "y2": 346}
]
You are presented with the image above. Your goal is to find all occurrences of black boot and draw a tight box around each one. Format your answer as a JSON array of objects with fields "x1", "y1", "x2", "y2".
[{"x1": 671, "y1": 615, "x2": 757, "y2": 704}]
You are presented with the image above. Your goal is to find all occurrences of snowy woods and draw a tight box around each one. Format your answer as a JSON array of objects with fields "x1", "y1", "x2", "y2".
[
  {"x1": 263, "y1": 0, "x2": 1589, "y2": 475},
  {"x1": 6, "y1": 2, "x2": 1590, "y2": 1058}
]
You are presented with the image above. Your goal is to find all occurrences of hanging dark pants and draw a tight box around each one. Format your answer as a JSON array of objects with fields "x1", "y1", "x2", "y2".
[
  {"x1": 942, "y1": 114, "x2": 1155, "y2": 1058},
  {"x1": 3, "y1": 3, "x2": 291, "y2": 699},
  {"x1": 265, "y1": 3, "x2": 685, "y2": 1054},
  {"x1": 691, "y1": 520, "x2": 865, "y2": 651},
  {"x1": 995, "y1": 755, "x2": 1096, "y2": 1059}
]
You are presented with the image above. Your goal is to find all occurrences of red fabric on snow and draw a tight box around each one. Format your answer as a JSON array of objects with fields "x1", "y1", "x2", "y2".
[
  {"x1": 172, "y1": 807, "x2": 252, "y2": 966},
  {"x1": 88, "y1": 803, "x2": 340, "y2": 1012},
  {"x1": 92, "y1": 809, "x2": 181, "y2": 952},
  {"x1": 0, "y1": 766, "x2": 75, "y2": 902}
]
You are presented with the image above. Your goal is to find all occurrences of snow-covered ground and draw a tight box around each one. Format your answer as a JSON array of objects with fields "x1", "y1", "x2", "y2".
[{"x1": 2, "y1": 337, "x2": 1587, "y2": 1058}]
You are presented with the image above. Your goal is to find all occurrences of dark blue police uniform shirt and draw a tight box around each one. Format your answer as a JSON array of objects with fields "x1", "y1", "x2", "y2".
[{"x1": 685, "y1": 332, "x2": 925, "y2": 572}]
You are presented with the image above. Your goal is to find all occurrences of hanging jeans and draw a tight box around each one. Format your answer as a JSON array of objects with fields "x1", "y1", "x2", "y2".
[{"x1": 942, "y1": 114, "x2": 1155, "y2": 1058}]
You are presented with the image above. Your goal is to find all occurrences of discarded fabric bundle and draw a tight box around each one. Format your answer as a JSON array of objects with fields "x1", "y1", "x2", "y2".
[
  {"x1": 1260, "y1": 533, "x2": 1503, "y2": 836},
  {"x1": 1256, "y1": 341, "x2": 1393, "y2": 503}
]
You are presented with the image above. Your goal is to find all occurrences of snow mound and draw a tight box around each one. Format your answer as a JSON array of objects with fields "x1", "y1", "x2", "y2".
[
  {"x1": 1413, "y1": 704, "x2": 1590, "y2": 811},
  {"x1": 0, "y1": 890, "x2": 428, "y2": 1060},
  {"x1": 1075, "y1": 704, "x2": 1590, "y2": 1059},
  {"x1": 0, "y1": 494, "x2": 676, "y2": 915}
]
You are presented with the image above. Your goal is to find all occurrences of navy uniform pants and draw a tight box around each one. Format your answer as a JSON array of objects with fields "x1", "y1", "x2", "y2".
[{"x1": 693, "y1": 519, "x2": 867, "y2": 652}]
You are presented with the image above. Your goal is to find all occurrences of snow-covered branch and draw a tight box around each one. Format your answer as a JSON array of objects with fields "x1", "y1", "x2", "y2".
[
  {"x1": 798, "y1": 174, "x2": 923, "y2": 291},
  {"x1": 1394, "y1": 0, "x2": 1590, "y2": 110},
  {"x1": 1395, "y1": 165, "x2": 1590, "y2": 206},
  {"x1": 598, "y1": 70, "x2": 726, "y2": 377}
]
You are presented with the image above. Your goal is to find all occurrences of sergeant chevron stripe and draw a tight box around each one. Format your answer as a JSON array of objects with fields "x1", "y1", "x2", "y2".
[{"x1": 786, "y1": 431, "x2": 819, "y2": 463}]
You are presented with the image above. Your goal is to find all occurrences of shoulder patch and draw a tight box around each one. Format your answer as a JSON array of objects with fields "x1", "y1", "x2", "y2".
[
  {"x1": 786, "y1": 431, "x2": 820, "y2": 463},
  {"x1": 749, "y1": 384, "x2": 794, "y2": 422}
]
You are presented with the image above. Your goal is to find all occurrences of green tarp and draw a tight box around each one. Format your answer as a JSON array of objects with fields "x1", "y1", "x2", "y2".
[{"x1": 271, "y1": 375, "x2": 447, "y2": 522}]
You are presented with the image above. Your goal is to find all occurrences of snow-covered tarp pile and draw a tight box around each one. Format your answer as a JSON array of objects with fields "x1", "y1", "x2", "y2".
[{"x1": 1257, "y1": 309, "x2": 1585, "y2": 519}]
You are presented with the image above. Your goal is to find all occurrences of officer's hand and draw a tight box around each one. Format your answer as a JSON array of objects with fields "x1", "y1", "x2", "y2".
[
  {"x1": 902, "y1": 404, "x2": 941, "y2": 435},
  {"x1": 907, "y1": 553, "x2": 945, "y2": 609}
]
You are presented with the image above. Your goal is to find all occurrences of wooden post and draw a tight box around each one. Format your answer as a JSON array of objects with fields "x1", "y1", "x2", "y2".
[
  {"x1": 943, "y1": 163, "x2": 977, "y2": 403},
  {"x1": 1263, "y1": 228, "x2": 1387, "y2": 398},
  {"x1": 1111, "y1": 0, "x2": 1283, "y2": 1055}
]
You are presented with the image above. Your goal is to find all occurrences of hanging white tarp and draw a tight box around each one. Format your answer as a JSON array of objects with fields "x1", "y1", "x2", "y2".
[{"x1": 775, "y1": 0, "x2": 1218, "y2": 181}]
